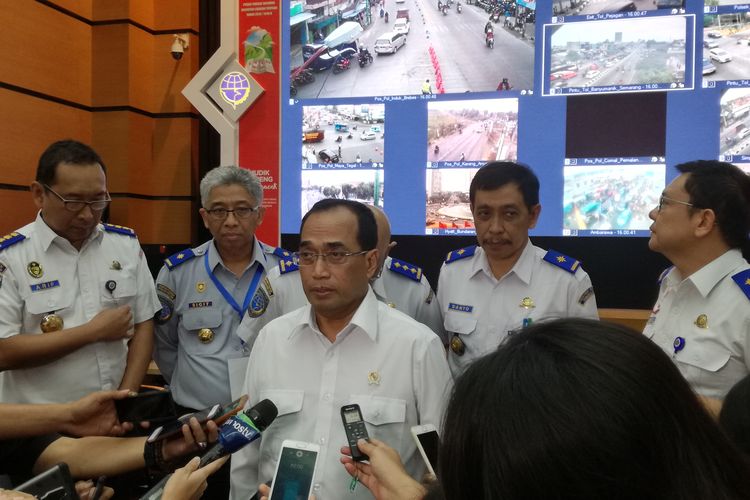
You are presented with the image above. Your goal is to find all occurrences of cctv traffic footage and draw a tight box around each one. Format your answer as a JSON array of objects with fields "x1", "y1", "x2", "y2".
[
  {"x1": 702, "y1": 7, "x2": 750, "y2": 88},
  {"x1": 551, "y1": 0, "x2": 685, "y2": 22},
  {"x1": 426, "y1": 98, "x2": 518, "y2": 167},
  {"x1": 288, "y1": 0, "x2": 535, "y2": 99},
  {"x1": 542, "y1": 15, "x2": 694, "y2": 96},
  {"x1": 301, "y1": 168, "x2": 385, "y2": 218},
  {"x1": 425, "y1": 167, "x2": 478, "y2": 235},
  {"x1": 562, "y1": 159, "x2": 665, "y2": 237},
  {"x1": 301, "y1": 104, "x2": 385, "y2": 166}
]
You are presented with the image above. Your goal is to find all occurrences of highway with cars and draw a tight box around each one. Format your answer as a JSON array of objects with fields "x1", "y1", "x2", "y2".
[
  {"x1": 703, "y1": 28, "x2": 750, "y2": 83},
  {"x1": 302, "y1": 110, "x2": 385, "y2": 164},
  {"x1": 291, "y1": 0, "x2": 533, "y2": 98}
]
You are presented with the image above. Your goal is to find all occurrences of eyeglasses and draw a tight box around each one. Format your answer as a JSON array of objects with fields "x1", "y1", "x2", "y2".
[
  {"x1": 204, "y1": 207, "x2": 260, "y2": 220},
  {"x1": 43, "y1": 184, "x2": 111, "y2": 212},
  {"x1": 657, "y1": 195, "x2": 694, "y2": 212},
  {"x1": 294, "y1": 250, "x2": 369, "y2": 266}
]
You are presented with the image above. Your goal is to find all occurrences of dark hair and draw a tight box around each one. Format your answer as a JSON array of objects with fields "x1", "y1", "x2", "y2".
[
  {"x1": 676, "y1": 160, "x2": 750, "y2": 248},
  {"x1": 299, "y1": 199, "x2": 377, "y2": 251},
  {"x1": 720, "y1": 374, "x2": 750, "y2": 456},
  {"x1": 469, "y1": 162, "x2": 539, "y2": 209},
  {"x1": 36, "y1": 140, "x2": 106, "y2": 185},
  {"x1": 438, "y1": 318, "x2": 750, "y2": 500}
]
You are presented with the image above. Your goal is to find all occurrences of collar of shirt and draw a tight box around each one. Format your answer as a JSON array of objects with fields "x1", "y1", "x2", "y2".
[
  {"x1": 288, "y1": 287, "x2": 380, "y2": 344},
  {"x1": 34, "y1": 211, "x2": 103, "y2": 252},
  {"x1": 370, "y1": 269, "x2": 388, "y2": 301},
  {"x1": 472, "y1": 239, "x2": 535, "y2": 284},
  {"x1": 674, "y1": 248, "x2": 746, "y2": 298},
  {"x1": 207, "y1": 237, "x2": 266, "y2": 275}
]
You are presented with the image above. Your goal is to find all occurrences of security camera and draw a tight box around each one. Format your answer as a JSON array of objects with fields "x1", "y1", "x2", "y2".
[{"x1": 171, "y1": 35, "x2": 189, "y2": 60}]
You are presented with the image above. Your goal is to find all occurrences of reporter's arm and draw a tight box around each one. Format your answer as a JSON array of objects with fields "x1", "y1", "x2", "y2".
[
  {"x1": 340, "y1": 439, "x2": 426, "y2": 500},
  {"x1": 162, "y1": 456, "x2": 229, "y2": 500}
]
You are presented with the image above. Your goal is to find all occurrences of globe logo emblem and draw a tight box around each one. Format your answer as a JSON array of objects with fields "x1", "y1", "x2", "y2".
[{"x1": 219, "y1": 71, "x2": 250, "y2": 110}]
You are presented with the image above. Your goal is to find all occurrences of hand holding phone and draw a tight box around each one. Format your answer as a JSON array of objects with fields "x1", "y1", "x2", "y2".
[
  {"x1": 147, "y1": 395, "x2": 248, "y2": 443},
  {"x1": 341, "y1": 403, "x2": 370, "y2": 461},
  {"x1": 114, "y1": 389, "x2": 176, "y2": 425},
  {"x1": 268, "y1": 440, "x2": 320, "y2": 500}
]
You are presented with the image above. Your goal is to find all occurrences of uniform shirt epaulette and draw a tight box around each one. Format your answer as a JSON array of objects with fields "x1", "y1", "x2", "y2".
[
  {"x1": 0, "y1": 232, "x2": 26, "y2": 252},
  {"x1": 102, "y1": 223, "x2": 136, "y2": 237},
  {"x1": 278, "y1": 257, "x2": 299, "y2": 274},
  {"x1": 271, "y1": 247, "x2": 293, "y2": 259},
  {"x1": 388, "y1": 257, "x2": 423, "y2": 281},
  {"x1": 657, "y1": 266, "x2": 673, "y2": 285},
  {"x1": 543, "y1": 249, "x2": 581, "y2": 274},
  {"x1": 445, "y1": 245, "x2": 477, "y2": 264},
  {"x1": 164, "y1": 248, "x2": 196, "y2": 270},
  {"x1": 731, "y1": 269, "x2": 750, "y2": 301}
]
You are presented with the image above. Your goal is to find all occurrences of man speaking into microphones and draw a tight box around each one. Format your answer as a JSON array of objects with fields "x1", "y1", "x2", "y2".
[{"x1": 141, "y1": 399, "x2": 277, "y2": 500}]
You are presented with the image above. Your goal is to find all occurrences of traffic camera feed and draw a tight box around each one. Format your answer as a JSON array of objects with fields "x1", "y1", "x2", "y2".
[
  {"x1": 553, "y1": 0, "x2": 685, "y2": 18},
  {"x1": 702, "y1": 11, "x2": 750, "y2": 87},
  {"x1": 426, "y1": 98, "x2": 518, "y2": 165},
  {"x1": 543, "y1": 15, "x2": 692, "y2": 95},
  {"x1": 289, "y1": 0, "x2": 535, "y2": 98},
  {"x1": 562, "y1": 162, "x2": 664, "y2": 235},
  {"x1": 425, "y1": 167, "x2": 479, "y2": 234}
]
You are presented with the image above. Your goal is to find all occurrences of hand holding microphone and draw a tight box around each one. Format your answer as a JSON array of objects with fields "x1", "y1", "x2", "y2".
[{"x1": 140, "y1": 399, "x2": 278, "y2": 500}]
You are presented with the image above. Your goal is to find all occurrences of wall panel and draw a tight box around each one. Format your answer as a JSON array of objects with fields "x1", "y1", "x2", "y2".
[
  {"x1": 109, "y1": 199, "x2": 192, "y2": 244},
  {"x1": 0, "y1": 190, "x2": 38, "y2": 235}
]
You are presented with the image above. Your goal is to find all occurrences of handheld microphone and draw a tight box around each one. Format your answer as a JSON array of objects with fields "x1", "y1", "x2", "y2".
[{"x1": 139, "y1": 399, "x2": 278, "y2": 500}]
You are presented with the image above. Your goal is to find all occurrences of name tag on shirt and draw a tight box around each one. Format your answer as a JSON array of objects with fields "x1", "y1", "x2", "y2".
[
  {"x1": 448, "y1": 303, "x2": 473, "y2": 313},
  {"x1": 30, "y1": 280, "x2": 60, "y2": 292}
]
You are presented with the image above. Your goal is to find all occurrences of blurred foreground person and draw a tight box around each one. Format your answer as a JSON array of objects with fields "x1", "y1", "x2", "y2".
[{"x1": 342, "y1": 318, "x2": 750, "y2": 500}]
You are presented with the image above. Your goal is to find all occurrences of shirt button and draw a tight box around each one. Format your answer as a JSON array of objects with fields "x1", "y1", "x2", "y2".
[
  {"x1": 319, "y1": 437, "x2": 326, "y2": 445},
  {"x1": 324, "y1": 392, "x2": 332, "y2": 401},
  {"x1": 313, "y1": 484, "x2": 321, "y2": 491}
]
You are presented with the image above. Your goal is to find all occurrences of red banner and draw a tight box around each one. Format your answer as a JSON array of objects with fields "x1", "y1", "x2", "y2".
[{"x1": 238, "y1": 0, "x2": 281, "y2": 246}]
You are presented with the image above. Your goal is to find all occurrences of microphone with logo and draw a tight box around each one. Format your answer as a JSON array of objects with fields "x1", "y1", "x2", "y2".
[{"x1": 140, "y1": 399, "x2": 278, "y2": 500}]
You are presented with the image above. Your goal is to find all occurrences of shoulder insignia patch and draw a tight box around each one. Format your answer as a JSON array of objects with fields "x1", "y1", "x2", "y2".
[
  {"x1": 731, "y1": 269, "x2": 750, "y2": 301},
  {"x1": 164, "y1": 248, "x2": 196, "y2": 270},
  {"x1": 657, "y1": 266, "x2": 673, "y2": 285},
  {"x1": 543, "y1": 249, "x2": 581, "y2": 274},
  {"x1": 102, "y1": 223, "x2": 136, "y2": 237},
  {"x1": 271, "y1": 247, "x2": 293, "y2": 259},
  {"x1": 445, "y1": 246, "x2": 477, "y2": 264},
  {"x1": 388, "y1": 257, "x2": 422, "y2": 281},
  {"x1": 0, "y1": 232, "x2": 26, "y2": 252},
  {"x1": 278, "y1": 258, "x2": 299, "y2": 274}
]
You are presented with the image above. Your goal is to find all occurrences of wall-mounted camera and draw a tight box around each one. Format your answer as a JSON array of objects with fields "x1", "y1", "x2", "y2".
[{"x1": 171, "y1": 34, "x2": 189, "y2": 60}]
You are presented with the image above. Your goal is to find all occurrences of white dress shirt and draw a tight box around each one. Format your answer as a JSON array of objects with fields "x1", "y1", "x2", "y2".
[
  {"x1": 644, "y1": 249, "x2": 750, "y2": 398},
  {"x1": 437, "y1": 240, "x2": 598, "y2": 376},
  {"x1": 0, "y1": 213, "x2": 160, "y2": 403},
  {"x1": 230, "y1": 288, "x2": 453, "y2": 500}
]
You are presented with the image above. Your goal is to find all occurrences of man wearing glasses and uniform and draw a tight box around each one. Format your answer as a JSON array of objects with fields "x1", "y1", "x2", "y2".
[
  {"x1": 0, "y1": 140, "x2": 160, "y2": 404},
  {"x1": 644, "y1": 160, "x2": 750, "y2": 399},
  {"x1": 230, "y1": 199, "x2": 451, "y2": 500},
  {"x1": 153, "y1": 165, "x2": 286, "y2": 497}
]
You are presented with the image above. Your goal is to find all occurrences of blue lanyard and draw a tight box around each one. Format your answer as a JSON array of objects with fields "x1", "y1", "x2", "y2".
[{"x1": 203, "y1": 250, "x2": 264, "y2": 320}]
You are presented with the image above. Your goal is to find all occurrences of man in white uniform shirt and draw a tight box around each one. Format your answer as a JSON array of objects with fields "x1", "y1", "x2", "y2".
[
  {"x1": 643, "y1": 160, "x2": 750, "y2": 398},
  {"x1": 0, "y1": 140, "x2": 160, "y2": 403},
  {"x1": 235, "y1": 205, "x2": 445, "y2": 348},
  {"x1": 230, "y1": 199, "x2": 452, "y2": 500},
  {"x1": 438, "y1": 162, "x2": 598, "y2": 376}
]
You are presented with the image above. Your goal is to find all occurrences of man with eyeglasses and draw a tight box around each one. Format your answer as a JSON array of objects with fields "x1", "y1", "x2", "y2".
[
  {"x1": 0, "y1": 140, "x2": 161, "y2": 404},
  {"x1": 234, "y1": 204, "x2": 446, "y2": 350},
  {"x1": 643, "y1": 160, "x2": 750, "y2": 398},
  {"x1": 230, "y1": 199, "x2": 452, "y2": 500},
  {"x1": 437, "y1": 162, "x2": 598, "y2": 377}
]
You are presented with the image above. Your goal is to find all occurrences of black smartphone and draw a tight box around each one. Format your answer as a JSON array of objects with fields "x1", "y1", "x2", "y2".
[
  {"x1": 16, "y1": 463, "x2": 78, "y2": 500},
  {"x1": 146, "y1": 395, "x2": 248, "y2": 443},
  {"x1": 341, "y1": 403, "x2": 370, "y2": 461},
  {"x1": 115, "y1": 389, "x2": 176, "y2": 424}
]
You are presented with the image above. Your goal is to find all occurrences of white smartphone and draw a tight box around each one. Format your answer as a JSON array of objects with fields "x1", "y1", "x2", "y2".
[
  {"x1": 411, "y1": 424, "x2": 440, "y2": 476},
  {"x1": 268, "y1": 440, "x2": 321, "y2": 500}
]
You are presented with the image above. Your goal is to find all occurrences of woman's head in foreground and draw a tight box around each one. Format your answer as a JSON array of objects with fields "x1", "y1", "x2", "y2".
[{"x1": 439, "y1": 318, "x2": 750, "y2": 500}]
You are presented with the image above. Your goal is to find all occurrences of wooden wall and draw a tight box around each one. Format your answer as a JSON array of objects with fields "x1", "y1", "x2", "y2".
[{"x1": 0, "y1": 0, "x2": 199, "y2": 244}]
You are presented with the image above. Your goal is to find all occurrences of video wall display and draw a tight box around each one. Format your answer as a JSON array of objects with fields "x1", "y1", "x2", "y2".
[{"x1": 281, "y1": 0, "x2": 750, "y2": 238}]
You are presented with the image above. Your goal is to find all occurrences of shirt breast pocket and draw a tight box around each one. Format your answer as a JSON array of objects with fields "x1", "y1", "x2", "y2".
[
  {"x1": 24, "y1": 289, "x2": 75, "y2": 333},
  {"x1": 350, "y1": 394, "x2": 407, "y2": 445},
  {"x1": 444, "y1": 311, "x2": 477, "y2": 338},
  {"x1": 677, "y1": 340, "x2": 731, "y2": 373},
  {"x1": 100, "y1": 276, "x2": 137, "y2": 308},
  {"x1": 180, "y1": 308, "x2": 225, "y2": 355},
  {"x1": 257, "y1": 389, "x2": 305, "y2": 460}
]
